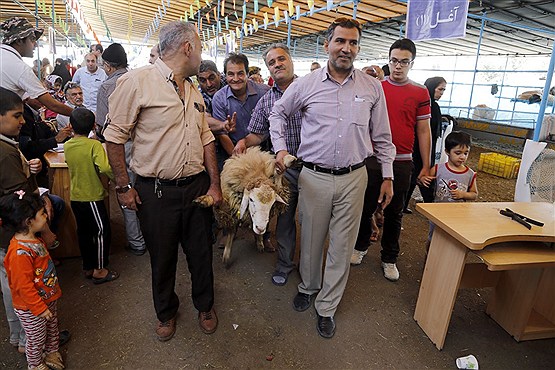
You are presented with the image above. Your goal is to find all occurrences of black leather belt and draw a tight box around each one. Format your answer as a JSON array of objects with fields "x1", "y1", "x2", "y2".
[
  {"x1": 302, "y1": 161, "x2": 365, "y2": 176},
  {"x1": 137, "y1": 172, "x2": 202, "y2": 187}
]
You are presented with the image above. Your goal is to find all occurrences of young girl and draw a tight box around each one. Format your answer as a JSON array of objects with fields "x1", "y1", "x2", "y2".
[{"x1": 0, "y1": 191, "x2": 64, "y2": 370}]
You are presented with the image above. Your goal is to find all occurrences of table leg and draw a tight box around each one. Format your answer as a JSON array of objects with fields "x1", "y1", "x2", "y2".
[
  {"x1": 48, "y1": 167, "x2": 80, "y2": 258},
  {"x1": 414, "y1": 227, "x2": 468, "y2": 350}
]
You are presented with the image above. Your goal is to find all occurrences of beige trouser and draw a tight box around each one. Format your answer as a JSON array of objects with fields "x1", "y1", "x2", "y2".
[{"x1": 297, "y1": 166, "x2": 367, "y2": 317}]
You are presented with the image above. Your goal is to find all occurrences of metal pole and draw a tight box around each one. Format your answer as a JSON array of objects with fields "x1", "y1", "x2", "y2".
[
  {"x1": 495, "y1": 55, "x2": 509, "y2": 114},
  {"x1": 533, "y1": 40, "x2": 555, "y2": 141},
  {"x1": 216, "y1": 0, "x2": 221, "y2": 63},
  {"x1": 315, "y1": 35, "x2": 320, "y2": 61},
  {"x1": 287, "y1": 17, "x2": 292, "y2": 48},
  {"x1": 35, "y1": 0, "x2": 41, "y2": 80},
  {"x1": 240, "y1": 17, "x2": 245, "y2": 53},
  {"x1": 353, "y1": 0, "x2": 358, "y2": 19},
  {"x1": 468, "y1": 14, "x2": 486, "y2": 112}
]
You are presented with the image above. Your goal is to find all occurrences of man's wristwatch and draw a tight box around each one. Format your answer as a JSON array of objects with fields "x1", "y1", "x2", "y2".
[{"x1": 115, "y1": 183, "x2": 132, "y2": 194}]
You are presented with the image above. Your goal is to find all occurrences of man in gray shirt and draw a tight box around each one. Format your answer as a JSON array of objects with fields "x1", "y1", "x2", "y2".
[{"x1": 269, "y1": 17, "x2": 395, "y2": 338}]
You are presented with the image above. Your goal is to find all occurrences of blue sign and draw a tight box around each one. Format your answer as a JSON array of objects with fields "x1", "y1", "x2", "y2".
[{"x1": 406, "y1": 0, "x2": 469, "y2": 41}]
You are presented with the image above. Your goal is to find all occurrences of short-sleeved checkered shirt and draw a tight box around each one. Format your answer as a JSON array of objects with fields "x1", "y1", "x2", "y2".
[{"x1": 248, "y1": 80, "x2": 301, "y2": 157}]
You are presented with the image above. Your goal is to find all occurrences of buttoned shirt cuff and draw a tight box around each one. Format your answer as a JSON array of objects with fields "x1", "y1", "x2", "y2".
[
  {"x1": 272, "y1": 141, "x2": 287, "y2": 154},
  {"x1": 381, "y1": 164, "x2": 394, "y2": 179}
]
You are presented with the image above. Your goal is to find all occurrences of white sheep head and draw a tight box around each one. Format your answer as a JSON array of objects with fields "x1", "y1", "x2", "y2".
[{"x1": 239, "y1": 183, "x2": 286, "y2": 235}]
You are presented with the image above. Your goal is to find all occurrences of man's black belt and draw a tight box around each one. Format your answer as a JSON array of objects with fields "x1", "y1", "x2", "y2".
[
  {"x1": 137, "y1": 172, "x2": 203, "y2": 187},
  {"x1": 302, "y1": 161, "x2": 365, "y2": 176}
]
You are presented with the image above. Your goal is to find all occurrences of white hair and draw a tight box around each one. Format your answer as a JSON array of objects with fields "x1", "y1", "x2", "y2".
[{"x1": 159, "y1": 21, "x2": 197, "y2": 58}]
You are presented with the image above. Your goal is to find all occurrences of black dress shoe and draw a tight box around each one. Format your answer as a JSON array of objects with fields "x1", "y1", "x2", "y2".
[
  {"x1": 293, "y1": 292, "x2": 312, "y2": 312},
  {"x1": 402, "y1": 207, "x2": 413, "y2": 214},
  {"x1": 317, "y1": 314, "x2": 336, "y2": 338},
  {"x1": 59, "y1": 329, "x2": 71, "y2": 346}
]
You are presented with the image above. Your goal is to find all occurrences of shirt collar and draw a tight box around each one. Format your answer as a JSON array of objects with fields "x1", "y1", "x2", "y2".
[
  {"x1": 105, "y1": 68, "x2": 127, "y2": 81},
  {"x1": 271, "y1": 76, "x2": 297, "y2": 93},
  {"x1": 225, "y1": 79, "x2": 259, "y2": 100},
  {"x1": 0, "y1": 133, "x2": 18, "y2": 145},
  {"x1": 156, "y1": 58, "x2": 192, "y2": 85},
  {"x1": 321, "y1": 64, "x2": 355, "y2": 84},
  {"x1": 0, "y1": 44, "x2": 22, "y2": 60}
]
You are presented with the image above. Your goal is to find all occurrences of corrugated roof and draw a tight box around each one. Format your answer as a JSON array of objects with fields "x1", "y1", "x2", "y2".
[{"x1": 2, "y1": 0, "x2": 554, "y2": 58}]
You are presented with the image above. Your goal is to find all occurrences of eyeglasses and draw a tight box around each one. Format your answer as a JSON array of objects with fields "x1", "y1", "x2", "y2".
[{"x1": 389, "y1": 58, "x2": 413, "y2": 67}]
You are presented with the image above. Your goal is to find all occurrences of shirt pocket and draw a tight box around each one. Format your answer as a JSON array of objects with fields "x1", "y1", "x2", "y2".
[{"x1": 350, "y1": 99, "x2": 371, "y2": 127}]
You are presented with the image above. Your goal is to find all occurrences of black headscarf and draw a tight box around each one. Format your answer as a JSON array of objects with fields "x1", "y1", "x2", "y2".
[
  {"x1": 52, "y1": 58, "x2": 72, "y2": 87},
  {"x1": 424, "y1": 76, "x2": 447, "y2": 146}
]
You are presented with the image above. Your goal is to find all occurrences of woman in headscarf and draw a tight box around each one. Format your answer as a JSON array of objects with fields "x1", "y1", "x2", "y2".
[
  {"x1": 404, "y1": 76, "x2": 447, "y2": 212},
  {"x1": 51, "y1": 58, "x2": 72, "y2": 86}
]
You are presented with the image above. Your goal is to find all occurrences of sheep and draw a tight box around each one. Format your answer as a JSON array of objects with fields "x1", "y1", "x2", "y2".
[{"x1": 194, "y1": 146, "x2": 296, "y2": 267}]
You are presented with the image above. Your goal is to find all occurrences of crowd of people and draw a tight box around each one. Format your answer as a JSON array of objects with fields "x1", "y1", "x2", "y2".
[{"x1": 0, "y1": 15, "x2": 480, "y2": 369}]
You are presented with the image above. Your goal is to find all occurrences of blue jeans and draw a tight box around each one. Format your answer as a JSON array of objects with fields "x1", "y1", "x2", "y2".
[{"x1": 0, "y1": 248, "x2": 26, "y2": 347}]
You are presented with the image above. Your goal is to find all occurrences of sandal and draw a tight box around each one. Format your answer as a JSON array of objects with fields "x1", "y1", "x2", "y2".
[
  {"x1": 271, "y1": 271, "x2": 288, "y2": 286},
  {"x1": 44, "y1": 351, "x2": 64, "y2": 370},
  {"x1": 92, "y1": 270, "x2": 119, "y2": 285}
]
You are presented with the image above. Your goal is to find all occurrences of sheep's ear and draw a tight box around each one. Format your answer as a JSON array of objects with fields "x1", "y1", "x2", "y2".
[
  {"x1": 239, "y1": 189, "x2": 250, "y2": 219},
  {"x1": 275, "y1": 193, "x2": 286, "y2": 204}
]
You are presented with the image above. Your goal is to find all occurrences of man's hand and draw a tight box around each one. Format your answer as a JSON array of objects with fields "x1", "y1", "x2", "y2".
[
  {"x1": 117, "y1": 188, "x2": 142, "y2": 211},
  {"x1": 39, "y1": 308, "x2": 53, "y2": 321},
  {"x1": 55, "y1": 126, "x2": 73, "y2": 143},
  {"x1": 42, "y1": 195, "x2": 53, "y2": 222},
  {"x1": 224, "y1": 112, "x2": 237, "y2": 133},
  {"x1": 378, "y1": 180, "x2": 394, "y2": 209},
  {"x1": 275, "y1": 150, "x2": 290, "y2": 174},
  {"x1": 28, "y1": 159, "x2": 42, "y2": 174},
  {"x1": 206, "y1": 184, "x2": 223, "y2": 207},
  {"x1": 417, "y1": 167, "x2": 432, "y2": 187},
  {"x1": 233, "y1": 138, "x2": 247, "y2": 155}
]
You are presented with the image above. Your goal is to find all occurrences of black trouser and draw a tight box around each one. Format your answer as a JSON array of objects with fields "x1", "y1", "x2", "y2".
[
  {"x1": 405, "y1": 153, "x2": 435, "y2": 207},
  {"x1": 355, "y1": 157, "x2": 412, "y2": 263},
  {"x1": 135, "y1": 173, "x2": 214, "y2": 322},
  {"x1": 71, "y1": 200, "x2": 111, "y2": 270}
]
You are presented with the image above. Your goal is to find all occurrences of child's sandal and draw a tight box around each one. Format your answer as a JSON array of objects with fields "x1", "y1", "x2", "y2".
[
  {"x1": 27, "y1": 363, "x2": 50, "y2": 370},
  {"x1": 44, "y1": 351, "x2": 65, "y2": 370}
]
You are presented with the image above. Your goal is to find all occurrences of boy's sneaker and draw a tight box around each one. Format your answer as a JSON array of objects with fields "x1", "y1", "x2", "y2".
[
  {"x1": 350, "y1": 249, "x2": 368, "y2": 265},
  {"x1": 381, "y1": 262, "x2": 399, "y2": 281}
]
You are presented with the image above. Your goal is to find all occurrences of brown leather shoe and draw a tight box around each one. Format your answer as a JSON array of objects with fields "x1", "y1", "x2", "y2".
[
  {"x1": 198, "y1": 308, "x2": 218, "y2": 334},
  {"x1": 156, "y1": 317, "x2": 176, "y2": 341},
  {"x1": 263, "y1": 238, "x2": 276, "y2": 253}
]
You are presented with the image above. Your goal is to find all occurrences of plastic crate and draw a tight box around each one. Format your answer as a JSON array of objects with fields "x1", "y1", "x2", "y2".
[{"x1": 478, "y1": 152, "x2": 521, "y2": 179}]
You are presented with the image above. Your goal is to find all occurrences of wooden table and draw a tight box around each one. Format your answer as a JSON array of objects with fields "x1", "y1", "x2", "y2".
[
  {"x1": 414, "y1": 202, "x2": 555, "y2": 350},
  {"x1": 44, "y1": 151, "x2": 80, "y2": 258}
]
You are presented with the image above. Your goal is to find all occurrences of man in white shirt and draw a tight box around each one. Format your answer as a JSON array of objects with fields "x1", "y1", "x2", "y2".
[
  {"x1": 56, "y1": 82, "x2": 85, "y2": 129},
  {"x1": 72, "y1": 53, "x2": 106, "y2": 113},
  {"x1": 0, "y1": 17, "x2": 72, "y2": 116}
]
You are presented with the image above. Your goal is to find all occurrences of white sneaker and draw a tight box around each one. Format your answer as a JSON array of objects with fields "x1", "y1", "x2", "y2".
[
  {"x1": 381, "y1": 262, "x2": 399, "y2": 281},
  {"x1": 350, "y1": 249, "x2": 368, "y2": 265}
]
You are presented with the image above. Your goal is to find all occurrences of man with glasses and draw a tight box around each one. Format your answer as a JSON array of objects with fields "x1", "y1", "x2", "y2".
[
  {"x1": 270, "y1": 18, "x2": 395, "y2": 338},
  {"x1": 351, "y1": 38, "x2": 432, "y2": 283},
  {"x1": 72, "y1": 53, "x2": 106, "y2": 113},
  {"x1": 0, "y1": 17, "x2": 72, "y2": 117},
  {"x1": 56, "y1": 82, "x2": 85, "y2": 129}
]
